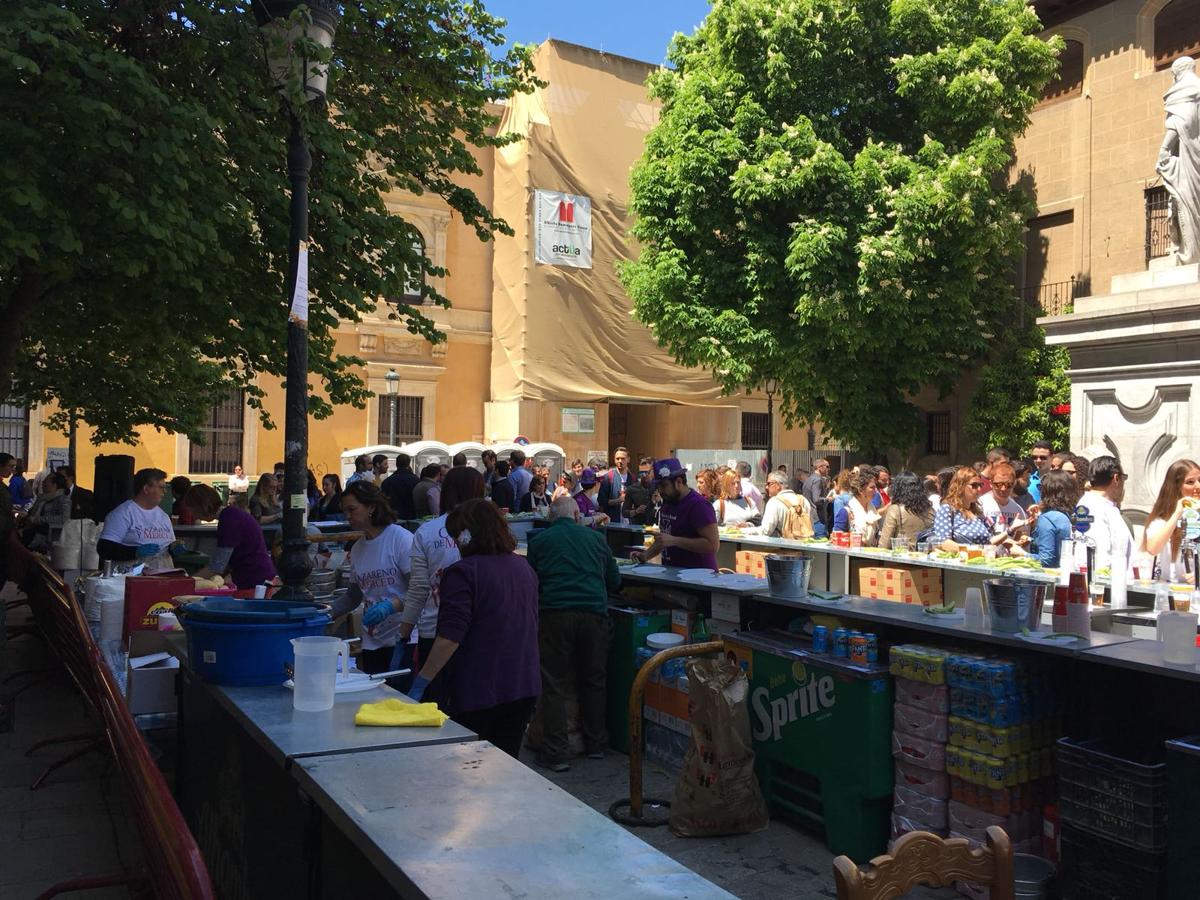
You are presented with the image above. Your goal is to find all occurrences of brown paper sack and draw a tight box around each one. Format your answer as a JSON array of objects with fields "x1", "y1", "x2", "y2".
[{"x1": 669, "y1": 656, "x2": 769, "y2": 837}]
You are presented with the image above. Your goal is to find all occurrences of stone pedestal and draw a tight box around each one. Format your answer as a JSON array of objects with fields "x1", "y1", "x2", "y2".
[{"x1": 1040, "y1": 264, "x2": 1200, "y2": 526}]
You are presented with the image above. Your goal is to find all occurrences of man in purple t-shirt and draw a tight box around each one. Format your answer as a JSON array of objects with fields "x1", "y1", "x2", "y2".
[{"x1": 632, "y1": 458, "x2": 719, "y2": 570}]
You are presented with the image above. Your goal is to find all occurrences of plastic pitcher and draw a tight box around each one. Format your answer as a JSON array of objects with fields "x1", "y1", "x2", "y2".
[
  {"x1": 1160, "y1": 611, "x2": 1198, "y2": 667},
  {"x1": 291, "y1": 636, "x2": 349, "y2": 711}
]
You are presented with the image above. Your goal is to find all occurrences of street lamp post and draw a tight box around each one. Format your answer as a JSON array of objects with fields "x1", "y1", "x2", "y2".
[
  {"x1": 385, "y1": 369, "x2": 400, "y2": 446},
  {"x1": 253, "y1": 0, "x2": 339, "y2": 601},
  {"x1": 764, "y1": 378, "x2": 779, "y2": 475}
]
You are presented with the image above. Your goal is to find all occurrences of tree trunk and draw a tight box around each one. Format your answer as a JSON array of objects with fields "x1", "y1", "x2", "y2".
[{"x1": 0, "y1": 264, "x2": 49, "y2": 391}]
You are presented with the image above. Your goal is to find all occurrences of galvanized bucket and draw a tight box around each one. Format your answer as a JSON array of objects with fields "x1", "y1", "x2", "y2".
[
  {"x1": 765, "y1": 554, "x2": 811, "y2": 600},
  {"x1": 983, "y1": 578, "x2": 1049, "y2": 633},
  {"x1": 1014, "y1": 853, "x2": 1057, "y2": 898}
]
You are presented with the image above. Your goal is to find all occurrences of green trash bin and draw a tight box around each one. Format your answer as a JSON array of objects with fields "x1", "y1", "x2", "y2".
[
  {"x1": 606, "y1": 606, "x2": 670, "y2": 754},
  {"x1": 726, "y1": 630, "x2": 893, "y2": 861}
]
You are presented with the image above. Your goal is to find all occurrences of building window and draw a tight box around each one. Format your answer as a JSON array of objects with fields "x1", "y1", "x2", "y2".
[
  {"x1": 1155, "y1": 0, "x2": 1200, "y2": 69},
  {"x1": 926, "y1": 412, "x2": 951, "y2": 455},
  {"x1": 189, "y1": 389, "x2": 245, "y2": 475},
  {"x1": 378, "y1": 396, "x2": 424, "y2": 445},
  {"x1": 1038, "y1": 39, "x2": 1084, "y2": 107},
  {"x1": 741, "y1": 412, "x2": 769, "y2": 449},
  {"x1": 1146, "y1": 184, "x2": 1172, "y2": 263},
  {"x1": 0, "y1": 402, "x2": 29, "y2": 461},
  {"x1": 401, "y1": 236, "x2": 426, "y2": 306}
]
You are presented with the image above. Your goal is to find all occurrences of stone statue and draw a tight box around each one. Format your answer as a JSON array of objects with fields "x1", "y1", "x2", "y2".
[{"x1": 1157, "y1": 56, "x2": 1200, "y2": 265}]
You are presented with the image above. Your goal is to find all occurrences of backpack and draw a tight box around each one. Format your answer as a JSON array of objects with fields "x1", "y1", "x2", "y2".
[{"x1": 780, "y1": 494, "x2": 815, "y2": 540}]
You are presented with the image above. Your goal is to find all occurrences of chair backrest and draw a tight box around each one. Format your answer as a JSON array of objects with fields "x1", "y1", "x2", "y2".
[
  {"x1": 833, "y1": 827, "x2": 1014, "y2": 900},
  {"x1": 29, "y1": 554, "x2": 102, "y2": 713},
  {"x1": 93, "y1": 650, "x2": 216, "y2": 900}
]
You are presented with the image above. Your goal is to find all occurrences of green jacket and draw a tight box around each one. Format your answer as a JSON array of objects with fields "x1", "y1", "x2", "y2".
[{"x1": 527, "y1": 517, "x2": 620, "y2": 613}]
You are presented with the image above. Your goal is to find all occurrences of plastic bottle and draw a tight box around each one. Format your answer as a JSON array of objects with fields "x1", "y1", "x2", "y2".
[{"x1": 692, "y1": 614, "x2": 711, "y2": 643}]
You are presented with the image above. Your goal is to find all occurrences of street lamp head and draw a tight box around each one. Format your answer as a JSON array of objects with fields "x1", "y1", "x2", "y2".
[
  {"x1": 764, "y1": 377, "x2": 780, "y2": 397},
  {"x1": 385, "y1": 368, "x2": 400, "y2": 396},
  {"x1": 253, "y1": 0, "x2": 339, "y2": 101}
]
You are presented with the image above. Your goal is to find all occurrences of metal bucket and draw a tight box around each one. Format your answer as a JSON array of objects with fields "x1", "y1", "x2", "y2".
[
  {"x1": 1014, "y1": 853, "x2": 1057, "y2": 898},
  {"x1": 983, "y1": 578, "x2": 1049, "y2": 633},
  {"x1": 765, "y1": 554, "x2": 811, "y2": 600}
]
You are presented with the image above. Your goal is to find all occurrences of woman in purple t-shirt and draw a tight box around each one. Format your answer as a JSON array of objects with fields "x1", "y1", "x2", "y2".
[
  {"x1": 179, "y1": 484, "x2": 276, "y2": 589},
  {"x1": 405, "y1": 499, "x2": 540, "y2": 757}
]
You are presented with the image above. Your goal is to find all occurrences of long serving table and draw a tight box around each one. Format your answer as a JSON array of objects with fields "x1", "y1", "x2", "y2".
[
  {"x1": 172, "y1": 645, "x2": 732, "y2": 899},
  {"x1": 295, "y1": 742, "x2": 734, "y2": 900}
]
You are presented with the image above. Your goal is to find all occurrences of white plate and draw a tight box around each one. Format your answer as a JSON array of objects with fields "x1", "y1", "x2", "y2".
[
  {"x1": 284, "y1": 672, "x2": 389, "y2": 693},
  {"x1": 923, "y1": 608, "x2": 966, "y2": 621}
]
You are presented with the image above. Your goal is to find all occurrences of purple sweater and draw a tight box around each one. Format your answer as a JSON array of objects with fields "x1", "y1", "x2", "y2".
[{"x1": 431, "y1": 553, "x2": 541, "y2": 716}]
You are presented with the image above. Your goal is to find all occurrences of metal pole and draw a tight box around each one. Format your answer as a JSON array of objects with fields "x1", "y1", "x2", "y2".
[
  {"x1": 389, "y1": 395, "x2": 397, "y2": 446},
  {"x1": 276, "y1": 112, "x2": 312, "y2": 600},
  {"x1": 67, "y1": 411, "x2": 77, "y2": 472},
  {"x1": 766, "y1": 393, "x2": 774, "y2": 475}
]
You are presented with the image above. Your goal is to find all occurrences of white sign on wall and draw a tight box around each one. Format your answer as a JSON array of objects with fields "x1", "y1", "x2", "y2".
[{"x1": 533, "y1": 189, "x2": 592, "y2": 268}]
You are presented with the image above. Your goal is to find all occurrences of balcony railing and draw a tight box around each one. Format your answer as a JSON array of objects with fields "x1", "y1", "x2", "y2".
[
  {"x1": 1146, "y1": 184, "x2": 1170, "y2": 264},
  {"x1": 1021, "y1": 276, "x2": 1077, "y2": 320}
]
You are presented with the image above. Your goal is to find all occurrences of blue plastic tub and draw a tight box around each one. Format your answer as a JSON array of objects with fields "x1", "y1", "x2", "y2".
[{"x1": 181, "y1": 614, "x2": 330, "y2": 686}]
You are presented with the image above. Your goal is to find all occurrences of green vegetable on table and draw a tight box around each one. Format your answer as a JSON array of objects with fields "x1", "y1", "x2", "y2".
[{"x1": 1020, "y1": 627, "x2": 1083, "y2": 641}]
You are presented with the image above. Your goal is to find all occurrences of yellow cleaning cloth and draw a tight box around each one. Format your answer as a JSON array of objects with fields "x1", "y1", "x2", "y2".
[{"x1": 354, "y1": 698, "x2": 448, "y2": 728}]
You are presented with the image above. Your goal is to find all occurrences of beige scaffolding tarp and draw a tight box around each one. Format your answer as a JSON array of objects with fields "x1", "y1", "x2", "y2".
[{"x1": 490, "y1": 40, "x2": 728, "y2": 406}]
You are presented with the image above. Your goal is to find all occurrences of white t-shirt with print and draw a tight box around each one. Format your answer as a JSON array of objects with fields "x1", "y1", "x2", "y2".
[
  {"x1": 349, "y1": 524, "x2": 414, "y2": 650},
  {"x1": 100, "y1": 499, "x2": 176, "y2": 549},
  {"x1": 980, "y1": 492, "x2": 1024, "y2": 525},
  {"x1": 405, "y1": 514, "x2": 462, "y2": 639}
]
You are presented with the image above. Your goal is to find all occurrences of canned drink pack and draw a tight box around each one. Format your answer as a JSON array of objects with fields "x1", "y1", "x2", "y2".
[
  {"x1": 865, "y1": 633, "x2": 878, "y2": 663},
  {"x1": 833, "y1": 627, "x2": 849, "y2": 657},
  {"x1": 812, "y1": 625, "x2": 829, "y2": 653},
  {"x1": 849, "y1": 633, "x2": 869, "y2": 665}
]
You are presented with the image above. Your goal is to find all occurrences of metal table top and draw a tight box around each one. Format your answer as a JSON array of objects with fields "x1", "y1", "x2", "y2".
[
  {"x1": 294, "y1": 741, "x2": 736, "y2": 900},
  {"x1": 205, "y1": 681, "x2": 476, "y2": 767},
  {"x1": 618, "y1": 564, "x2": 771, "y2": 596},
  {"x1": 760, "y1": 593, "x2": 1139, "y2": 658},
  {"x1": 1079, "y1": 639, "x2": 1200, "y2": 683}
]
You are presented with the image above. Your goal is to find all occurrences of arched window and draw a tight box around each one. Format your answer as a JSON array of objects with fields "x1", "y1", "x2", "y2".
[
  {"x1": 1039, "y1": 39, "x2": 1085, "y2": 106},
  {"x1": 1155, "y1": 0, "x2": 1200, "y2": 69},
  {"x1": 397, "y1": 234, "x2": 426, "y2": 306}
]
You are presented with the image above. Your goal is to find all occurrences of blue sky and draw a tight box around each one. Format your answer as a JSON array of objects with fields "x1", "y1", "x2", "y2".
[{"x1": 483, "y1": 1, "x2": 713, "y2": 66}]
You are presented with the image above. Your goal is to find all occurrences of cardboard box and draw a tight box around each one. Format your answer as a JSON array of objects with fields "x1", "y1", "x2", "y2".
[
  {"x1": 644, "y1": 679, "x2": 691, "y2": 726},
  {"x1": 710, "y1": 592, "x2": 741, "y2": 624},
  {"x1": 124, "y1": 630, "x2": 181, "y2": 715},
  {"x1": 859, "y1": 566, "x2": 943, "y2": 606},
  {"x1": 123, "y1": 575, "x2": 195, "y2": 639},
  {"x1": 670, "y1": 608, "x2": 696, "y2": 639}
]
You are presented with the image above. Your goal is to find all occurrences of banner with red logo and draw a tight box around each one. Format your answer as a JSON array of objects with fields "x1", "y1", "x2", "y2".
[{"x1": 533, "y1": 189, "x2": 592, "y2": 268}]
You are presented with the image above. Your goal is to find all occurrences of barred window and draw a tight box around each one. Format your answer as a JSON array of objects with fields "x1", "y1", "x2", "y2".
[
  {"x1": 378, "y1": 396, "x2": 423, "y2": 445},
  {"x1": 926, "y1": 412, "x2": 951, "y2": 456},
  {"x1": 741, "y1": 412, "x2": 770, "y2": 449},
  {"x1": 189, "y1": 389, "x2": 245, "y2": 475},
  {"x1": 0, "y1": 402, "x2": 29, "y2": 461},
  {"x1": 401, "y1": 236, "x2": 426, "y2": 305}
]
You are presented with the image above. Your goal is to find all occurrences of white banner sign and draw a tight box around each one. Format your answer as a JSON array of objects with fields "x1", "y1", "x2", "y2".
[{"x1": 533, "y1": 189, "x2": 592, "y2": 268}]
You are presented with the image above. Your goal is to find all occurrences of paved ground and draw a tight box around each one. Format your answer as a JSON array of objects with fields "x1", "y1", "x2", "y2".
[
  {"x1": 0, "y1": 590, "x2": 143, "y2": 900},
  {"x1": 516, "y1": 746, "x2": 955, "y2": 900},
  {"x1": 1, "y1": 584, "x2": 952, "y2": 899}
]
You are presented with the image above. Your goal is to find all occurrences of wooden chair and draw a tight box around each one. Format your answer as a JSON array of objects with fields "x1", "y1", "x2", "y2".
[{"x1": 832, "y1": 827, "x2": 1014, "y2": 900}]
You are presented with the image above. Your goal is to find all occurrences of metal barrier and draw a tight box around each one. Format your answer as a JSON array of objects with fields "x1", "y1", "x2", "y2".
[{"x1": 609, "y1": 639, "x2": 725, "y2": 827}]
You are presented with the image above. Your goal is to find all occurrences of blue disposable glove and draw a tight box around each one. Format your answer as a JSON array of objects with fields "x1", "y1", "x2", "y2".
[
  {"x1": 408, "y1": 674, "x2": 431, "y2": 703},
  {"x1": 135, "y1": 543, "x2": 160, "y2": 558},
  {"x1": 168, "y1": 542, "x2": 185, "y2": 559},
  {"x1": 362, "y1": 599, "x2": 395, "y2": 628}
]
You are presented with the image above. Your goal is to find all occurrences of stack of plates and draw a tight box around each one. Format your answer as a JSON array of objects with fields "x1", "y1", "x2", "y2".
[{"x1": 306, "y1": 568, "x2": 338, "y2": 602}]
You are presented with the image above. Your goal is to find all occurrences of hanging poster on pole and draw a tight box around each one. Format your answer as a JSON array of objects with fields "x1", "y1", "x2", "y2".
[
  {"x1": 290, "y1": 242, "x2": 309, "y2": 324},
  {"x1": 533, "y1": 189, "x2": 592, "y2": 268}
]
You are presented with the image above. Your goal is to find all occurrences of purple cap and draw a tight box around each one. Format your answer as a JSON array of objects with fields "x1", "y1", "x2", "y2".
[
  {"x1": 652, "y1": 458, "x2": 686, "y2": 486},
  {"x1": 579, "y1": 467, "x2": 599, "y2": 487}
]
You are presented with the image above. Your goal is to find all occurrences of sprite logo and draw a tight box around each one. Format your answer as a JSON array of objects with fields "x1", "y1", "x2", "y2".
[{"x1": 750, "y1": 660, "x2": 836, "y2": 742}]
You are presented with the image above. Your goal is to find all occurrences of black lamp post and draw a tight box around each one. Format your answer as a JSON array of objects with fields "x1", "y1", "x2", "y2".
[
  {"x1": 384, "y1": 369, "x2": 400, "y2": 445},
  {"x1": 764, "y1": 377, "x2": 779, "y2": 474},
  {"x1": 253, "y1": 0, "x2": 339, "y2": 600}
]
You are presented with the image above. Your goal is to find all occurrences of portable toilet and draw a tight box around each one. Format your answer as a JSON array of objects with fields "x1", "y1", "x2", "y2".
[
  {"x1": 339, "y1": 444, "x2": 404, "y2": 482},
  {"x1": 448, "y1": 441, "x2": 488, "y2": 473},
  {"x1": 403, "y1": 440, "x2": 452, "y2": 473},
  {"x1": 527, "y1": 442, "x2": 567, "y2": 485}
]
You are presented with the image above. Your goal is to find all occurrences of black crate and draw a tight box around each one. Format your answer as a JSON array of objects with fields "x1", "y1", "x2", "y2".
[
  {"x1": 1060, "y1": 822, "x2": 1167, "y2": 900},
  {"x1": 1057, "y1": 737, "x2": 1167, "y2": 851}
]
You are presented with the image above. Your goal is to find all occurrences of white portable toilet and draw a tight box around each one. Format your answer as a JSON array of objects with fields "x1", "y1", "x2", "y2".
[
  {"x1": 527, "y1": 442, "x2": 567, "y2": 485},
  {"x1": 403, "y1": 440, "x2": 452, "y2": 473},
  {"x1": 448, "y1": 441, "x2": 488, "y2": 473},
  {"x1": 339, "y1": 444, "x2": 405, "y2": 482}
]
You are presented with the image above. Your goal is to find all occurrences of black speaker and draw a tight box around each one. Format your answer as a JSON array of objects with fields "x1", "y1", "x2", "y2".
[{"x1": 93, "y1": 454, "x2": 134, "y2": 523}]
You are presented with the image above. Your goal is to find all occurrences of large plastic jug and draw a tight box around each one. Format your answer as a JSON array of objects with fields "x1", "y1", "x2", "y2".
[{"x1": 291, "y1": 636, "x2": 349, "y2": 711}]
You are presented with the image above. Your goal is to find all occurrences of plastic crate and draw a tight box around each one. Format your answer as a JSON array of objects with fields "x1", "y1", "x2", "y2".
[
  {"x1": 1056, "y1": 737, "x2": 1167, "y2": 851},
  {"x1": 1060, "y1": 822, "x2": 1167, "y2": 900}
]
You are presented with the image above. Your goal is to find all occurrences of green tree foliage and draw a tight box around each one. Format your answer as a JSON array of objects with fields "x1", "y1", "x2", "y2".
[
  {"x1": 619, "y1": 0, "x2": 1060, "y2": 453},
  {"x1": 0, "y1": 1, "x2": 537, "y2": 443},
  {"x1": 965, "y1": 322, "x2": 1070, "y2": 456}
]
